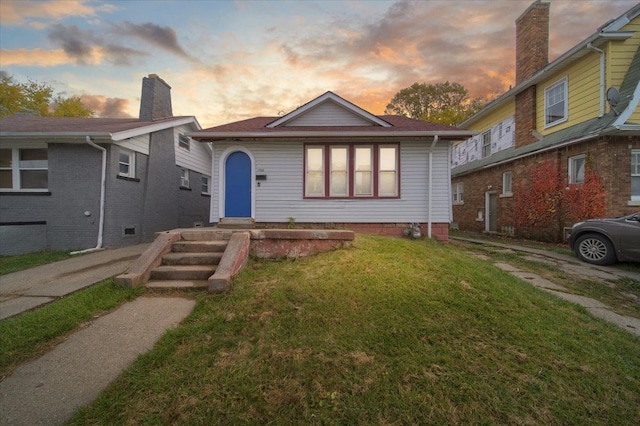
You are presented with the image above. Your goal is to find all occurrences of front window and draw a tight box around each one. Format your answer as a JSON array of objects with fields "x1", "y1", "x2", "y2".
[
  {"x1": 632, "y1": 150, "x2": 640, "y2": 201},
  {"x1": 569, "y1": 154, "x2": 586, "y2": 184},
  {"x1": 330, "y1": 147, "x2": 348, "y2": 196},
  {"x1": 452, "y1": 182, "x2": 464, "y2": 204},
  {"x1": 354, "y1": 146, "x2": 373, "y2": 196},
  {"x1": 305, "y1": 144, "x2": 399, "y2": 198},
  {"x1": 545, "y1": 77, "x2": 568, "y2": 127},
  {"x1": 0, "y1": 147, "x2": 48, "y2": 191},
  {"x1": 482, "y1": 131, "x2": 491, "y2": 158},
  {"x1": 118, "y1": 149, "x2": 135, "y2": 178},
  {"x1": 378, "y1": 146, "x2": 398, "y2": 196},
  {"x1": 305, "y1": 146, "x2": 324, "y2": 197},
  {"x1": 202, "y1": 175, "x2": 210, "y2": 194},
  {"x1": 502, "y1": 171, "x2": 512, "y2": 195}
]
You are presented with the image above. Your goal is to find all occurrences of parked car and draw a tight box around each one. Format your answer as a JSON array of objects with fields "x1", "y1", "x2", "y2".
[{"x1": 568, "y1": 212, "x2": 640, "y2": 265}]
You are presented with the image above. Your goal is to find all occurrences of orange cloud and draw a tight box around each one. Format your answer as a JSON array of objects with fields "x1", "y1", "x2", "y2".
[
  {"x1": 0, "y1": 47, "x2": 104, "y2": 66},
  {"x1": 0, "y1": 0, "x2": 113, "y2": 27}
]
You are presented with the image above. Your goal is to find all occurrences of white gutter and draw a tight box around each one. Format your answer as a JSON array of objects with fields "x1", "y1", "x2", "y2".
[
  {"x1": 613, "y1": 80, "x2": 640, "y2": 127},
  {"x1": 587, "y1": 43, "x2": 606, "y2": 117},
  {"x1": 71, "y1": 136, "x2": 106, "y2": 255},
  {"x1": 190, "y1": 130, "x2": 475, "y2": 140},
  {"x1": 427, "y1": 135, "x2": 439, "y2": 239}
]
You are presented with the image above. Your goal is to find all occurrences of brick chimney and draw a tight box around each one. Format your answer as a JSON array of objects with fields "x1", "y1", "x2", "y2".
[
  {"x1": 514, "y1": 1, "x2": 550, "y2": 148},
  {"x1": 139, "y1": 74, "x2": 173, "y2": 121}
]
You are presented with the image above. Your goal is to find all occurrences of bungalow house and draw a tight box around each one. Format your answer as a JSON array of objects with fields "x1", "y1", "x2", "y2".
[
  {"x1": 0, "y1": 75, "x2": 212, "y2": 255},
  {"x1": 451, "y1": 1, "x2": 640, "y2": 238},
  {"x1": 190, "y1": 91, "x2": 474, "y2": 241}
]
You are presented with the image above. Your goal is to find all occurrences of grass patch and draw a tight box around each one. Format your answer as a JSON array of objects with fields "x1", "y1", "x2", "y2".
[
  {"x1": 0, "y1": 279, "x2": 142, "y2": 378},
  {"x1": 0, "y1": 250, "x2": 74, "y2": 275},
  {"x1": 69, "y1": 236, "x2": 640, "y2": 425}
]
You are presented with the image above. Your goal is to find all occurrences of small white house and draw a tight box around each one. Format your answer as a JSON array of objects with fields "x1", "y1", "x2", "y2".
[{"x1": 190, "y1": 92, "x2": 474, "y2": 241}]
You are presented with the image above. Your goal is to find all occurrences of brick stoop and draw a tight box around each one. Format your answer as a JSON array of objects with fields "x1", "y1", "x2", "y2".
[{"x1": 116, "y1": 227, "x2": 355, "y2": 293}]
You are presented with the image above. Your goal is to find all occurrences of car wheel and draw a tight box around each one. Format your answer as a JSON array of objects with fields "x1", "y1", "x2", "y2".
[{"x1": 574, "y1": 233, "x2": 617, "y2": 265}]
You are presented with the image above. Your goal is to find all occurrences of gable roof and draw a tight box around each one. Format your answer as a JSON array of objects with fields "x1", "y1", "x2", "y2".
[
  {"x1": 191, "y1": 92, "x2": 475, "y2": 142},
  {"x1": 0, "y1": 115, "x2": 201, "y2": 142},
  {"x1": 460, "y1": 3, "x2": 640, "y2": 129},
  {"x1": 266, "y1": 91, "x2": 392, "y2": 128},
  {"x1": 191, "y1": 114, "x2": 474, "y2": 141}
]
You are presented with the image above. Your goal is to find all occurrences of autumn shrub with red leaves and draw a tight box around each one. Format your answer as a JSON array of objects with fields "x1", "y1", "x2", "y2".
[{"x1": 513, "y1": 160, "x2": 606, "y2": 242}]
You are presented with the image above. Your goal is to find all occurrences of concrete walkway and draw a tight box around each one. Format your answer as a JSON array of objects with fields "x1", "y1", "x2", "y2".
[
  {"x1": 0, "y1": 244, "x2": 197, "y2": 425},
  {"x1": 0, "y1": 244, "x2": 149, "y2": 320},
  {"x1": 0, "y1": 297, "x2": 195, "y2": 426},
  {"x1": 452, "y1": 237, "x2": 640, "y2": 336}
]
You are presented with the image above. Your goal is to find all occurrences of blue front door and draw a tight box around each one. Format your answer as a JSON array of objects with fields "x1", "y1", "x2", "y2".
[{"x1": 225, "y1": 151, "x2": 251, "y2": 217}]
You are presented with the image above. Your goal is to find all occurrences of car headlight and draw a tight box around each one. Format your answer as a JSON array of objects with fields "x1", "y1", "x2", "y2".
[{"x1": 572, "y1": 222, "x2": 584, "y2": 229}]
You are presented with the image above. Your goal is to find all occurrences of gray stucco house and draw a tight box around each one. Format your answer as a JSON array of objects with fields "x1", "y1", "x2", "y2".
[{"x1": 0, "y1": 75, "x2": 212, "y2": 255}]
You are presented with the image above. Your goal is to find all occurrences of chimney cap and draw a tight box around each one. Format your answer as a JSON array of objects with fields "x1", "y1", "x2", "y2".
[
  {"x1": 145, "y1": 73, "x2": 172, "y2": 89},
  {"x1": 515, "y1": 0, "x2": 550, "y2": 24}
]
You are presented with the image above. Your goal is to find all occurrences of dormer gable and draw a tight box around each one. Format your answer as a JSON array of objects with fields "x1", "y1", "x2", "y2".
[{"x1": 266, "y1": 91, "x2": 392, "y2": 128}]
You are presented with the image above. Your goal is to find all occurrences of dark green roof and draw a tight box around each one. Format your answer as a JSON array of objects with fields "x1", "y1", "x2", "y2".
[{"x1": 453, "y1": 44, "x2": 640, "y2": 177}]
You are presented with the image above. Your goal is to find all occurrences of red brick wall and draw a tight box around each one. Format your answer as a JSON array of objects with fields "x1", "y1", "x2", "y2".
[
  {"x1": 452, "y1": 136, "x2": 640, "y2": 238},
  {"x1": 515, "y1": 86, "x2": 538, "y2": 148},
  {"x1": 254, "y1": 222, "x2": 450, "y2": 242},
  {"x1": 515, "y1": 1, "x2": 549, "y2": 85}
]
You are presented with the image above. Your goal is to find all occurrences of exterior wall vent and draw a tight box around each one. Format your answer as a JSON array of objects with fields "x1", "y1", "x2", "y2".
[{"x1": 123, "y1": 226, "x2": 137, "y2": 236}]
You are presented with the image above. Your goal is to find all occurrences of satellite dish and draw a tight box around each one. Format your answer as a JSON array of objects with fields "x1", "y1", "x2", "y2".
[
  {"x1": 607, "y1": 87, "x2": 620, "y2": 115},
  {"x1": 607, "y1": 87, "x2": 620, "y2": 107}
]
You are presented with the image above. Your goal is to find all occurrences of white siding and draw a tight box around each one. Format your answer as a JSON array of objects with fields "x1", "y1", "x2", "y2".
[
  {"x1": 114, "y1": 134, "x2": 149, "y2": 155},
  {"x1": 174, "y1": 124, "x2": 212, "y2": 176},
  {"x1": 212, "y1": 139, "x2": 451, "y2": 223},
  {"x1": 285, "y1": 101, "x2": 375, "y2": 126}
]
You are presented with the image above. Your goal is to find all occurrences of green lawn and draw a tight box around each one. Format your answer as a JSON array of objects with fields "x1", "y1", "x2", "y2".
[
  {"x1": 66, "y1": 235, "x2": 640, "y2": 425},
  {"x1": 0, "y1": 250, "x2": 74, "y2": 275},
  {"x1": 0, "y1": 279, "x2": 142, "y2": 378}
]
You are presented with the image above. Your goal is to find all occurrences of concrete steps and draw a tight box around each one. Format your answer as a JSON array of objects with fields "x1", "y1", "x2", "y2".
[
  {"x1": 146, "y1": 280, "x2": 208, "y2": 291},
  {"x1": 145, "y1": 239, "x2": 228, "y2": 290}
]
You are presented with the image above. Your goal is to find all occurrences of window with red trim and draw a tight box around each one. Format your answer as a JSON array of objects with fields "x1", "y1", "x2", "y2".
[{"x1": 304, "y1": 143, "x2": 399, "y2": 198}]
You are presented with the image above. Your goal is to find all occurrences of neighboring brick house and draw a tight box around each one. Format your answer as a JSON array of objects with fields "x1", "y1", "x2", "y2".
[
  {"x1": 451, "y1": 1, "x2": 640, "y2": 238},
  {"x1": 0, "y1": 75, "x2": 212, "y2": 255}
]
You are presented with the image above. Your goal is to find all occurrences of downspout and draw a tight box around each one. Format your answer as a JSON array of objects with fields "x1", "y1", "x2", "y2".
[
  {"x1": 587, "y1": 42, "x2": 606, "y2": 117},
  {"x1": 427, "y1": 135, "x2": 439, "y2": 239},
  {"x1": 71, "y1": 136, "x2": 106, "y2": 255}
]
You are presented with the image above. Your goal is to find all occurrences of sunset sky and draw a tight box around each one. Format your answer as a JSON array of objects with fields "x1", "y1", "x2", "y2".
[{"x1": 0, "y1": 0, "x2": 637, "y2": 128}]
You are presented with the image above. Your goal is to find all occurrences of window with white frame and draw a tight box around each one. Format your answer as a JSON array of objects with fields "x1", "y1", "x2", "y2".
[
  {"x1": 482, "y1": 131, "x2": 491, "y2": 158},
  {"x1": 502, "y1": 171, "x2": 512, "y2": 195},
  {"x1": 0, "y1": 147, "x2": 48, "y2": 191},
  {"x1": 452, "y1": 182, "x2": 464, "y2": 204},
  {"x1": 201, "y1": 175, "x2": 210, "y2": 195},
  {"x1": 632, "y1": 150, "x2": 640, "y2": 201},
  {"x1": 304, "y1": 144, "x2": 399, "y2": 198},
  {"x1": 569, "y1": 154, "x2": 586, "y2": 184},
  {"x1": 180, "y1": 168, "x2": 190, "y2": 188},
  {"x1": 118, "y1": 148, "x2": 135, "y2": 178},
  {"x1": 545, "y1": 77, "x2": 568, "y2": 127},
  {"x1": 178, "y1": 134, "x2": 190, "y2": 151}
]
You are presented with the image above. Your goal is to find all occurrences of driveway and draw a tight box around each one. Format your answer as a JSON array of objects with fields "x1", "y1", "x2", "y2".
[{"x1": 451, "y1": 236, "x2": 640, "y2": 336}]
